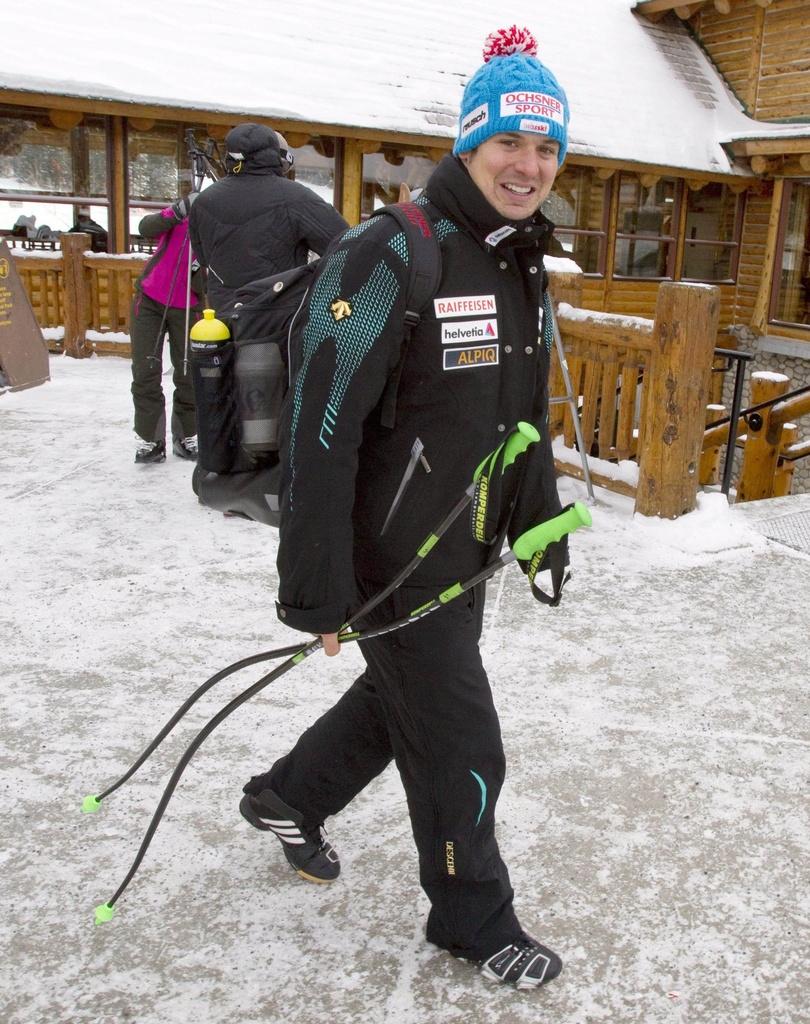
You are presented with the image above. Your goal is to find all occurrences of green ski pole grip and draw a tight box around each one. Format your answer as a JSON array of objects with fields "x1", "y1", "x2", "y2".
[
  {"x1": 473, "y1": 421, "x2": 540, "y2": 482},
  {"x1": 512, "y1": 501, "x2": 592, "y2": 561},
  {"x1": 501, "y1": 421, "x2": 540, "y2": 473}
]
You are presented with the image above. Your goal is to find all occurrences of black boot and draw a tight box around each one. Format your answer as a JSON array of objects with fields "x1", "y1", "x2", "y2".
[
  {"x1": 172, "y1": 435, "x2": 198, "y2": 461},
  {"x1": 478, "y1": 935, "x2": 563, "y2": 990},
  {"x1": 239, "y1": 787, "x2": 340, "y2": 884},
  {"x1": 135, "y1": 439, "x2": 166, "y2": 464}
]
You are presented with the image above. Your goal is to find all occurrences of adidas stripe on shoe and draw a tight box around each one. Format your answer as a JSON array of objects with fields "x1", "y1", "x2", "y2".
[
  {"x1": 239, "y1": 788, "x2": 340, "y2": 884},
  {"x1": 479, "y1": 936, "x2": 563, "y2": 990}
]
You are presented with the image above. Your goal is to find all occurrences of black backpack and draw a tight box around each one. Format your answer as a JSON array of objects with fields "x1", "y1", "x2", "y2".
[{"x1": 190, "y1": 201, "x2": 442, "y2": 526}]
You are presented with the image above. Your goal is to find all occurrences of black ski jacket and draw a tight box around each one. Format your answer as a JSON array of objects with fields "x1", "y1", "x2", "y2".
[
  {"x1": 188, "y1": 126, "x2": 347, "y2": 314},
  {"x1": 277, "y1": 155, "x2": 564, "y2": 635}
]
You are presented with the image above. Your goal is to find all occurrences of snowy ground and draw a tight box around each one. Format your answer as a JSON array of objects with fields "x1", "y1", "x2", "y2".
[{"x1": 1, "y1": 353, "x2": 809, "y2": 1024}]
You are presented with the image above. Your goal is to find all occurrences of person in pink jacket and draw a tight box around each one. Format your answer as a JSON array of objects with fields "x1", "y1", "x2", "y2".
[{"x1": 130, "y1": 195, "x2": 202, "y2": 463}]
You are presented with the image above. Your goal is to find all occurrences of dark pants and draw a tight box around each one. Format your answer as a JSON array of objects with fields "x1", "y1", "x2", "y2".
[
  {"x1": 130, "y1": 292, "x2": 197, "y2": 443},
  {"x1": 246, "y1": 579, "x2": 522, "y2": 961}
]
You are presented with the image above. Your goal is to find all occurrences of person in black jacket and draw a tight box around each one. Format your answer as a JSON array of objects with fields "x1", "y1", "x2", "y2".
[
  {"x1": 68, "y1": 207, "x2": 108, "y2": 252},
  {"x1": 188, "y1": 123, "x2": 348, "y2": 313},
  {"x1": 240, "y1": 28, "x2": 573, "y2": 990}
]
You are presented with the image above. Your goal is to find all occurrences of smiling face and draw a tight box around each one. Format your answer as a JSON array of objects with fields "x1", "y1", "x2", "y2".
[{"x1": 460, "y1": 132, "x2": 559, "y2": 220}]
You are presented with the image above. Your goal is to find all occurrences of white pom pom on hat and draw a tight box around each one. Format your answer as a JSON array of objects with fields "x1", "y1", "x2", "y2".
[{"x1": 454, "y1": 25, "x2": 569, "y2": 164}]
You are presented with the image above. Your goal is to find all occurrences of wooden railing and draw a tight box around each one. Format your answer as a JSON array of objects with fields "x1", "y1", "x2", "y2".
[
  {"x1": 13, "y1": 232, "x2": 145, "y2": 356},
  {"x1": 13, "y1": 252, "x2": 64, "y2": 327},
  {"x1": 702, "y1": 372, "x2": 810, "y2": 502},
  {"x1": 548, "y1": 269, "x2": 808, "y2": 508},
  {"x1": 22, "y1": 245, "x2": 784, "y2": 518},
  {"x1": 547, "y1": 271, "x2": 721, "y2": 518}
]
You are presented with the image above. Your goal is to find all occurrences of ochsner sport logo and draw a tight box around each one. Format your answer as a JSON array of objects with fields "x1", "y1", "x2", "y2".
[
  {"x1": 460, "y1": 102, "x2": 489, "y2": 139},
  {"x1": 500, "y1": 92, "x2": 565, "y2": 124},
  {"x1": 441, "y1": 318, "x2": 498, "y2": 344}
]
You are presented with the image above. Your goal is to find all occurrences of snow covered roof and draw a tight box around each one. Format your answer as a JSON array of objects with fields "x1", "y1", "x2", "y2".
[
  {"x1": 1, "y1": 0, "x2": 792, "y2": 175},
  {"x1": 722, "y1": 123, "x2": 810, "y2": 145}
]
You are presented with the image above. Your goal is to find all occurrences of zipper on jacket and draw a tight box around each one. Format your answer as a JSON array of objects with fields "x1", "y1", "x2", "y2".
[{"x1": 380, "y1": 437, "x2": 431, "y2": 536}]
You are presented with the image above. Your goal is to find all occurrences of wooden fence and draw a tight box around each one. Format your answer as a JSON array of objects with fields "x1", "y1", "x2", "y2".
[
  {"x1": 13, "y1": 232, "x2": 144, "y2": 356},
  {"x1": 15, "y1": 239, "x2": 805, "y2": 516},
  {"x1": 547, "y1": 271, "x2": 720, "y2": 518},
  {"x1": 702, "y1": 371, "x2": 810, "y2": 502}
]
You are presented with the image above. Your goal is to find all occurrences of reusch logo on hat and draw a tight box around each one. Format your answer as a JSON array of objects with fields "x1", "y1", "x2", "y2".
[{"x1": 460, "y1": 103, "x2": 489, "y2": 139}]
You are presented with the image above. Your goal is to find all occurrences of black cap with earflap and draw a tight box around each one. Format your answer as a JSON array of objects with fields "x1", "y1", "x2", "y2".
[
  {"x1": 275, "y1": 132, "x2": 295, "y2": 176},
  {"x1": 224, "y1": 123, "x2": 284, "y2": 175}
]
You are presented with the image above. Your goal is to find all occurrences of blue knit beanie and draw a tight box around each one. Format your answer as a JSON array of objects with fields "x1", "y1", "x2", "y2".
[{"x1": 454, "y1": 27, "x2": 569, "y2": 165}]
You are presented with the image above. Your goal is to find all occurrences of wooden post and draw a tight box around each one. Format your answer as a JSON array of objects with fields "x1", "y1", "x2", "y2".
[
  {"x1": 635, "y1": 282, "x2": 720, "y2": 518},
  {"x1": 109, "y1": 116, "x2": 128, "y2": 254},
  {"x1": 773, "y1": 423, "x2": 798, "y2": 498},
  {"x1": 752, "y1": 178, "x2": 782, "y2": 333},
  {"x1": 340, "y1": 138, "x2": 380, "y2": 226},
  {"x1": 736, "y1": 372, "x2": 790, "y2": 502},
  {"x1": 746, "y1": 3, "x2": 767, "y2": 114},
  {"x1": 340, "y1": 139, "x2": 364, "y2": 226},
  {"x1": 699, "y1": 403, "x2": 726, "y2": 485},
  {"x1": 546, "y1": 270, "x2": 583, "y2": 311},
  {"x1": 60, "y1": 233, "x2": 91, "y2": 358}
]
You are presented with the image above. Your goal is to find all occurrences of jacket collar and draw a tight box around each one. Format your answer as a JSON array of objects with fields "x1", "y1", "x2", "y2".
[{"x1": 424, "y1": 155, "x2": 555, "y2": 253}]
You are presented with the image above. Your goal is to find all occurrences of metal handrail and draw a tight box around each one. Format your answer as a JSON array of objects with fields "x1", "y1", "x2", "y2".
[
  {"x1": 708, "y1": 348, "x2": 754, "y2": 496},
  {"x1": 705, "y1": 380, "x2": 810, "y2": 431},
  {"x1": 703, "y1": 360, "x2": 810, "y2": 490}
]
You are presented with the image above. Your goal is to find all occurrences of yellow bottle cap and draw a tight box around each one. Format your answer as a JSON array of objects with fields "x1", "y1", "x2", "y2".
[{"x1": 190, "y1": 308, "x2": 230, "y2": 343}]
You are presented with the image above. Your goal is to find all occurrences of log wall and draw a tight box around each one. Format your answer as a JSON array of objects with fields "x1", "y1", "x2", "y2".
[{"x1": 695, "y1": 0, "x2": 810, "y2": 118}]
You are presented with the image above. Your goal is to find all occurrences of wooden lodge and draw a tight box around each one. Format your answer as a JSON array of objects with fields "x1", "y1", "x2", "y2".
[{"x1": 1, "y1": 0, "x2": 809, "y2": 509}]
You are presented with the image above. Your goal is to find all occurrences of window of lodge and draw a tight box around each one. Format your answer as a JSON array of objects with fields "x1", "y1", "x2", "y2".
[
  {"x1": 288, "y1": 136, "x2": 339, "y2": 208},
  {"x1": 541, "y1": 166, "x2": 608, "y2": 274},
  {"x1": 772, "y1": 180, "x2": 810, "y2": 328},
  {"x1": 682, "y1": 182, "x2": 741, "y2": 282},
  {"x1": 127, "y1": 122, "x2": 216, "y2": 248},
  {"x1": 361, "y1": 147, "x2": 436, "y2": 219},
  {"x1": 0, "y1": 108, "x2": 108, "y2": 246},
  {"x1": 614, "y1": 174, "x2": 678, "y2": 279}
]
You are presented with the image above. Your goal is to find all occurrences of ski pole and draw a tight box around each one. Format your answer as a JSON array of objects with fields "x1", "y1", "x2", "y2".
[
  {"x1": 340, "y1": 501, "x2": 592, "y2": 646},
  {"x1": 79, "y1": 647, "x2": 300, "y2": 814},
  {"x1": 82, "y1": 422, "x2": 540, "y2": 812},
  {"x1": 89, "y1": 500, "x2": 591, "y2": 925},
  {"x1": 182, "y1": 229, "x2": 194, "y2": 376},
  {"x1": 148, "y1": 232, "x2": 188, "y2": 365}
]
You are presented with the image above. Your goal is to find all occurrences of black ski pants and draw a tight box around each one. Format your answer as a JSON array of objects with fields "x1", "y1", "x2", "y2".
[
  {"x1": 130, "y1": 292, "x2": 197, "y2": 443},
  {"x1": 249, "y1": 578, "x2": 523, "y2": 961}
]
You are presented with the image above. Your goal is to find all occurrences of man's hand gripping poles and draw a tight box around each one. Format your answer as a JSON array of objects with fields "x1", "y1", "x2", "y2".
[{"x1": 83, "y1": 422, "x2": 591, "y2": 924}]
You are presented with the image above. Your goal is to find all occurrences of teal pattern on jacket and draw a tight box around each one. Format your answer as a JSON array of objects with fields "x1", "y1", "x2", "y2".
[{"x1": 288, "y1": 247, "x2": 402, "y2": 486}]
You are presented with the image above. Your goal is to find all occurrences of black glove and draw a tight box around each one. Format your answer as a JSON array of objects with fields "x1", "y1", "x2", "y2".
[{"x1": 170, "y1": 192, "x2": 199, "y2": 220}]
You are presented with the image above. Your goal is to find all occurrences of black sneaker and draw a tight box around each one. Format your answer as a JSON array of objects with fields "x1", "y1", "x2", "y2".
[
  {"x1": 134, "y1": 439, "x2": 166, "y2": 464},
  {"x1": 479, "y1": 935, "x2": 562, "y2": 990},
  {"x1": 172, "y1": 435, "x2": 198, "y2": 460},
  {"x1": 239, "y1": 788, "x2": 340, "y2": 884}
]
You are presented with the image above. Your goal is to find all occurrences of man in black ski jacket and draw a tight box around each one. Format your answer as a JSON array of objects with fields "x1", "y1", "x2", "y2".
[
  {"x1": 188, "y1": 123, "x2": 348, "y2": 313},
  {"x1": 240, "y1": 28, "x2": 573, "y2": 991}
]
